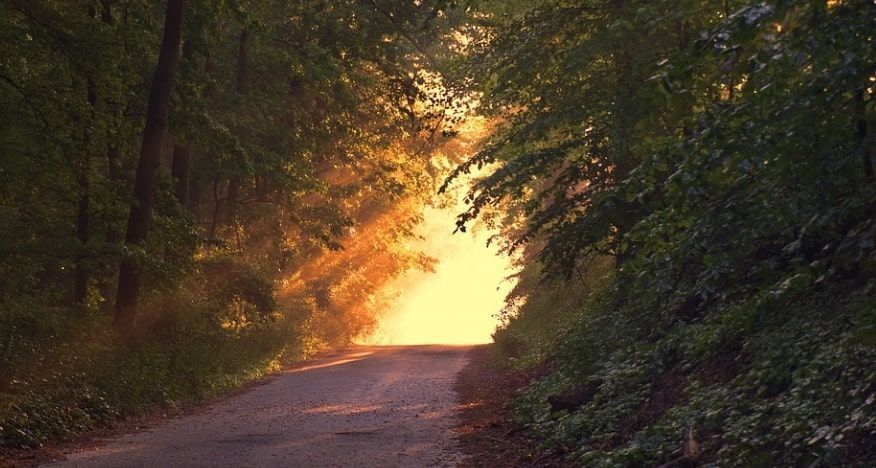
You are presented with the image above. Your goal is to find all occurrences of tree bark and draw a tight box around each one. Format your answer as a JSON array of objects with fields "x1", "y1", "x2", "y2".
[
  {"x1": 74, "y1": 179, "x2": 90, "y2": 303},
  {"x1": 114, "y1": 0, "x2": 187, "y2": 329},
  {"x1": 236, "y1": 29, "x2": 251, "y2": 94},
  {"x1": 171, "y1": 138, "x2": 192, "y2": 206},
  {"x1": 227, "y1": 178, "x2": 239, "y2": 220},
  {"x1": 97, "y1": 1, "x2": 121, "y2": 247},
  {"x1": 74, "y1": 3, "x2": 101, "y2": 305},
  {"x1": 99, "y1": 0, "x2": 113, "y2": 24},
  {"x1": 857, "y1": 89, "x2": 873, "y2": 184},
  {"x1": 170, "y1": 40, "x2": 196, "y2": 207},
  {"x1": 218, "y1": 28, "x2": 251, "y2": 244},
  {"x1": 98, "y1": 0, "x2": 123, "y2": 308},
  {"x1": 105, "y1": 147, "x2": 122, "y2": 245}
]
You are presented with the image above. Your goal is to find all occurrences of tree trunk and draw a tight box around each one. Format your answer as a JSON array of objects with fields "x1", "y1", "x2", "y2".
[
  {"x1": 236, "y1": 29, "x2": 251, "y2": 94},
  {"x1": 99, "y1": 0, "x2": 113, "y2": 23},
  {"x1": 170, "y1": 41, "x2": 195, "y2": 207},
  {"x1": 227, "y1": 179, "x2": 239, "y2": 216},
  {"x1": 74, "y1": 4, "x2": 101, "y2": 305},
  {"x1": 105, "y1": 146, "x2": 122, "y2": 245},
  {"x1": 114, "y1": 0, "x2": 187, "y2": 329},
  {"x1": 98, "y1": 0, "x2": 122, "y2": 307},
  {"x1": 189, "y1": 172, "x2": 201, "y2": 216},
  {"x1": 609, "y1": 0, "x2": 639, "y2": 310},
  {"x1": 171, "y1": 138, "x2": 192, "y2": 206},
  {"x1": 218, "y1": 28, "x2": 251, "y2": 245},
  {"x1": 208, "y1": 179, "x2": 221, "y2": 240},
  {"x1": 74, "y1": 179, "x2": 90, "y2": 303},
  {"x1": 857, "y1": 89, "x2": 873, "y2": 183},
  {"x1": 99, "y1": 0, "x2": 120, "y2": 246}
]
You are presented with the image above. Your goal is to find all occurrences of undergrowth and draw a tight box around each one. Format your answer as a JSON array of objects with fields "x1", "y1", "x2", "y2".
[
  {"x1": 0, "y1": 262, "x2": 320, "y2": 448},
  {"x1": 495, "y1": 271, "x2": 876, "y2": 466}
]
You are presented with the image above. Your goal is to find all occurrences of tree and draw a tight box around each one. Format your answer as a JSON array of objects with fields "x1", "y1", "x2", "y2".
[
  {"x1": 445, "y1": 0, "x2": 727, "y2": 278},
  {"x1": 114, "y1": 0, "x2": 187, "y2": 329}
]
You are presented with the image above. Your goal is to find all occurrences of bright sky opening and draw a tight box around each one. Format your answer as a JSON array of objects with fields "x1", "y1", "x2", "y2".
[{"x1": 364, "y1": 201, "x2": 516, "y2": 346}]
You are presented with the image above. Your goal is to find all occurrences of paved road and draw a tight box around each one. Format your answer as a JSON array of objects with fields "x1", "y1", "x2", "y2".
[{"x1": 52, "y1": 346, "x2": 471, "y2": 467}]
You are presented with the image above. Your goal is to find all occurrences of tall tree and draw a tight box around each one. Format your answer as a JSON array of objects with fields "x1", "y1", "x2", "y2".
[
  {"x1": 114, "y1": 0, "x2": 187, "y2": 328},
  {"x1": 170, "y1": 40, "x2": 196, "y2": 208}
]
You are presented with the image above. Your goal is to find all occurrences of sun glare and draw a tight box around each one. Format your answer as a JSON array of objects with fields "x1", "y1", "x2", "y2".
[{"x1": 363, "y1": 201, "x2": 516, "y2": 346}]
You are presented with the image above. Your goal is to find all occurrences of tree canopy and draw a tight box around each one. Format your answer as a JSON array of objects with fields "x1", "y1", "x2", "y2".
[
  {"x1": 455, "y1": 0, "x2": 875, "y2": 464},
  {"x1": 1, "y1": 0, "x2": 874, "y2": 464}
]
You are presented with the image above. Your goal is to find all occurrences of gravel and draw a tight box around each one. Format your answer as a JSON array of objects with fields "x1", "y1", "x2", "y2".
[{"x1": 49, "y1": 345, "x2": 471, "y2": 468}]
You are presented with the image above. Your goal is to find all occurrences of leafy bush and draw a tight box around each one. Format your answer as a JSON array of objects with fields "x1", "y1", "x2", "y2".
[
  {"x1": 497, "y1": 275, "x2": 876, "y2": 466},
  {"x1": 458, "y1": 0, "x2": 875, "y2": 465},
  {"x1": 0, "y1": 259, "x2": 300, "y2": 448}
]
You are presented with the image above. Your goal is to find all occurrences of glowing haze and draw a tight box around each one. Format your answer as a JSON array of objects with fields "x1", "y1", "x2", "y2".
[
  {"x1": 360, "y1": 111, "x2": 516, "y2": 346},
  {"x1": 363, "y1": 199, "x2": 516, "y2": 346}
]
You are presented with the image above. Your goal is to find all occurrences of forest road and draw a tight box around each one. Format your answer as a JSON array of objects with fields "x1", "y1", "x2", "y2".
[{"x1": 50, "y1": 345, "x2": 471, "y2": 468}]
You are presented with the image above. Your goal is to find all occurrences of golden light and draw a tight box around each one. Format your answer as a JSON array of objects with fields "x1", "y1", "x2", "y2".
[
  {"x1": 362, "y1": 199, "x2": 516, "y2": 345},
  {"x1": 356, "y1": 110, "x2": 516, "y2": 346}
]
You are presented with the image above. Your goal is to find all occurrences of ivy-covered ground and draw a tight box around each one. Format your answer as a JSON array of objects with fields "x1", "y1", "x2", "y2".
[
  {"x1": 488, "y1": 268, "x2": 876, "y2": 466},
  {"x1": 451, "y1": 1, "x2": 876, "y2": 465}
]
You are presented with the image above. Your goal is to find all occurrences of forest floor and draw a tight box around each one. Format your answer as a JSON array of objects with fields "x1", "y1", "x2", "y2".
[
  {"x1": 4, "y1": 346, "x2": 469, "y2": 467},
  {"x1": 2, "y1": 344, "x2": 559, "y2": 468},
  {"x1": 454, "y1": 345, "x2": 563, "y2": 467}
]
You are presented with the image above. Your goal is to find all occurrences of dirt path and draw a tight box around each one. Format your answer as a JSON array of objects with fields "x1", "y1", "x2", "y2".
[{"x1": 49, "y1": 346, "x2": 470, "y2": 468}]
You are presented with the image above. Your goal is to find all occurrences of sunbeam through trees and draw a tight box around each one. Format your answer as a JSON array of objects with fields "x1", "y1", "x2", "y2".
[{"x1": 1, "y1": 0, "x2": 874, "y2": 466}]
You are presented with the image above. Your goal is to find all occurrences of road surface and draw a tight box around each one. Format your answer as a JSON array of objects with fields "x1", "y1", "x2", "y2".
[{"x1": 52, "y1": 346, "x2": 471, "y2": 467}]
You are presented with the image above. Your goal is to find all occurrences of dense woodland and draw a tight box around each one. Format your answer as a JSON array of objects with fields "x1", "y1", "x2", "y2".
[
  {"x1": 468, "y1": 0, "x2": 876, "y2": 465},
  {"x1": 1, "y1": 0, "x2": 465, "y2": 447},
  {"x1": 1, "y1": 0, "x2": 875, "y2": 465}
]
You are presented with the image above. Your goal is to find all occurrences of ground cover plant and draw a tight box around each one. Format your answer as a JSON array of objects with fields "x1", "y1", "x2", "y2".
[{"x1": 452, "y1": 0, "x2": 876, "y2": 465}]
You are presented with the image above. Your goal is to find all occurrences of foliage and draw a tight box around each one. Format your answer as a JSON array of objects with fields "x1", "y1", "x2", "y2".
[
  {"x1": 502, "y1": 277, "x2": 876, "y2": 466},
  {"x1": 457, "y1": 0, "x2": 876, "y2": 465},
  {"x1": 0, "y1": 0, "x2": 466, "y2": 448},
  {"x1": 0, "y1": 287, "x2": 292, "y2": 446}
]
